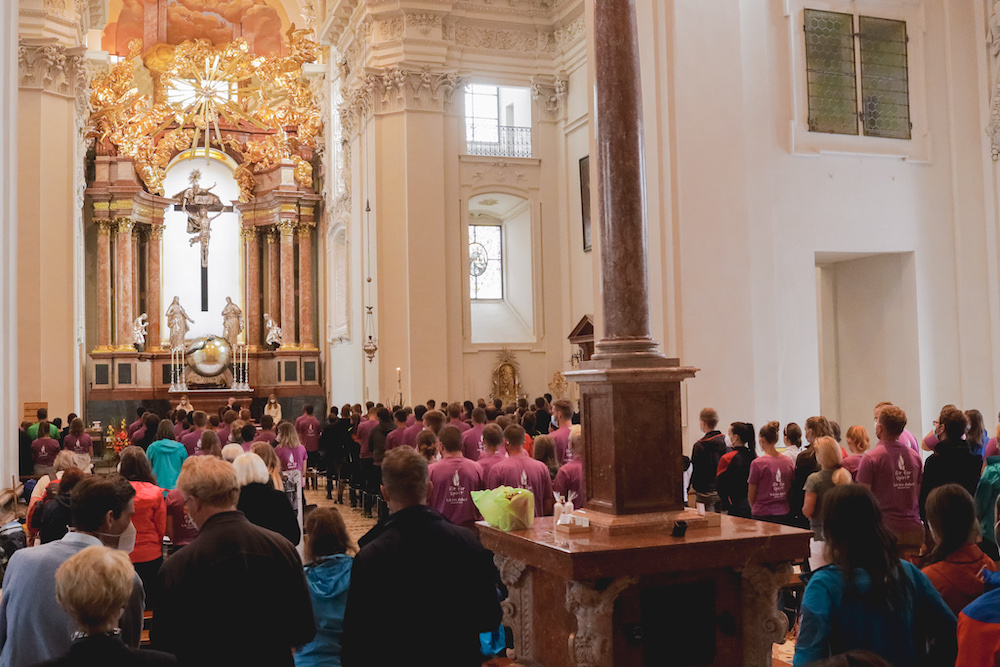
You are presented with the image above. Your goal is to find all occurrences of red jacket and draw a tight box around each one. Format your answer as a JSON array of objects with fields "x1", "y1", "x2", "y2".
[
  {"x1": 922, "y1": 544, "x2": 997, "y2": 616},
  {"x1": 129, "y1": 481, "x2": 166, "y2": 564}
]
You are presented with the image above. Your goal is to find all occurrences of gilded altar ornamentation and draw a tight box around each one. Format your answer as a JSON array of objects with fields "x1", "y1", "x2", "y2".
[
  {"x1": 87, "y1": 27, "x2": 323, "y2": 201},
  {"x1": 491, "y1": 346, "x2": 523, "y2": 406}
]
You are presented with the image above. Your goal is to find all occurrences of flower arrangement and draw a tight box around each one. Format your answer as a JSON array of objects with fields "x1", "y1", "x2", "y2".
[{"x1": 106, "y1": 419, "x2": 130, "y2": 458}]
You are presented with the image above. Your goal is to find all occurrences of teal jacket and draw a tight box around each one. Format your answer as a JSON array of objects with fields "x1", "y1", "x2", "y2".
[
  {"x1": 794, "y1": 560, "x2": 956, "y2": 666},
  {"x1": 977, "y1": 456, "x2": 1000, "y2": 545},
  {"x1": 295, "y1": 554, "x2": 352, "y2": 667},
  {"x1": 146, "y1": 439, "x2": 189, "y2": 491}
]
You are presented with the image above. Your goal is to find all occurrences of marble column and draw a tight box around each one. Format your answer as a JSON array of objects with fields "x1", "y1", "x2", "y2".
[
  {"x1": 96, "y1": 220, "x2": 114, "y2": 349},
  {"x1": 242, "y1": 226, "x2": 260, "y2": 348},
  {"x1": 146, "y1": 224, "x2": 164, "y2": 350},
  {"x1": 114, "y1": 218, "x2": 135, "y2": 350},
  {"x1": 278, "y1": 220, "x2": 297, "y2": 347},
  {"x1": 132, "y1": 228, "x2": 140, "y2": 321},
  {"x1": 267, "y1": 229, "x2": 280, "y2": 330},
  {"x1": 297, "y1": 223, "x2": 313, "y2": 348},
  {"x1": 591, "y1": 0, "x2": 657, "y2": 359}
]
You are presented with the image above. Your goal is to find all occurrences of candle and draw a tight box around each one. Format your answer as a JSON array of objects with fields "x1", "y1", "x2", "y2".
[{"x1": 396, "y1": 367, "x2": 401, "y2": 382}]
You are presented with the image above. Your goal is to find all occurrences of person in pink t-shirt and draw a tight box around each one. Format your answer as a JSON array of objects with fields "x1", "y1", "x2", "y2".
[
  {"x1": 486, "y1": 424, "x2": 554, "y2": 518},
  {"x1": 553, "y1": 427, "x2": 585, "y2": 510},
  {"x1": 295, "y1": 405, "x2": 322, "y2": 468},
  {"x1": 30, "y1": 422, "x2": 61, "y2": 476},
  {"x1": 461, "y1": 408, "x2": 487, "y2": 461},
  {"x1": 401, "y1": 405, "x2": 427, "y2": 449},
  {"x1": 385, "y1": 410, "x2": 408, "y2": 453},
  {"x1": 253, "y1": 414, "x2": 277, "y2": 444},
  {"x1": 446, "y1": 404, "x2": 472, "y2": 433},
  {"x1": 874, "y1": 401, "x2": 921, "y2": 455},
  {"x1": 549, "y1": 399, "x2": 574, "y2": 465},
  {"x1": 275, "y1": 422, "x2": 307, "y2": 473},
  {"x1": 748, "y1": 421, "x2": 795, "y2": 524},
  {"x1": 428, "y1": 426, "x2": 485, "y2": 530},
  {"x1": 842, "y1": 425, "x2": 870, "y2": 480},
  {"x1": 476, "y1": 425, "x2": 507, "y2": 480},
  {"x1": 858, "y1": 405, "x2": 925, "y2": 553},
  {"x1": 179, "y1": 411, "x2": 209, "y2": 456},
  {"x1": 62, "y1": 418, "x2": 93, "y2": 457}
]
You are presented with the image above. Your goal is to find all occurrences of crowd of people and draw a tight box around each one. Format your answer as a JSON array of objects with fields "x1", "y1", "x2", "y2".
[
  {"x1": 17, "y1": 392, "x2": 1000, "y2": 665},
  {"x1": 690, "y1": 401, "x2": 1000, "y2": 664},
  {"x1": 3, "y1": 394, "x2": 583, "y2": 666}
]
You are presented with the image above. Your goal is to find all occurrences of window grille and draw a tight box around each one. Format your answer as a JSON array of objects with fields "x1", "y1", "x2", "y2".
[
  {"x1": 464, "y1": 84, "x2": 532, "y2": 158},
  {"x1": 469, "y1": 224, "x2": 503, "y2": 300},
  {"x1": 804, "y1": 9, "x2": 911, "y2": 140},
  {"x1": 859, "y1": 16, "x2": 910, "y2": 139}
]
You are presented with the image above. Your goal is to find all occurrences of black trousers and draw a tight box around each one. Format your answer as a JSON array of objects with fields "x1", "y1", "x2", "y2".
[{"x1": 133, "y1": 556, "x2": 163, "y2": 610}]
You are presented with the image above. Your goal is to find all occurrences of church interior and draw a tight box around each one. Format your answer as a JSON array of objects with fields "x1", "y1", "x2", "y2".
[{"x1": 4, "y1": 0, "x2": 1000, "y2": 664}]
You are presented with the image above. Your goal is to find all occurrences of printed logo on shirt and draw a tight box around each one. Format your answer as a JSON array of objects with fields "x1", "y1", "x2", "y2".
[
  {"x1": 770, "y1": 467, "x2": 787, "y2": 499},
  {"x1": 893, "y1": 453, "x2": 913, "y2": 489},
  {"x1": 520, "y1": 470, "x2": 528, "y2": 487},
  {"x1": 775, "y1": 469, "x2": 782, "y2": 483},
  {"x1": 446, "y1": 468, "x2": 467, "y2": 506}
]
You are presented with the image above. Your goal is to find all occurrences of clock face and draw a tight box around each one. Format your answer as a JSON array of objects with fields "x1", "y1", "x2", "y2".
[{"x1": 469, "y1": 242, "x2": 489, "y2": 277}]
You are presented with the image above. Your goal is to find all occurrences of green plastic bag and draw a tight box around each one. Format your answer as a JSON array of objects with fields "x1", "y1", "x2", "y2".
[{"x1": 472, "y1": 486, "x2": 535, "y2": 531}]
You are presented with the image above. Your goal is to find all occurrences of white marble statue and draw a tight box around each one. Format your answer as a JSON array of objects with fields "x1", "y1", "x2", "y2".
[
  {"x1": 264, "y1": 312, "x2": 282, "y2": 347},
  {"x1": 221, "y1": 297, "x2": 243, "y2": 348},
  {"x1": 166, "y1": 297, "x2": 194, "y2": 351},
  {"x1": 189, "y1": 206, "x2": 223, "y2": 268},
  {"x1": 132, "y1": 313, "x2": 148, "y2": 347}
]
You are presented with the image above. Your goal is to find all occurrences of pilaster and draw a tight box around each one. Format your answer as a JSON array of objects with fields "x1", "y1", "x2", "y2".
[
  {"x1": 114, "y1": 217, "x2": 135, "y2": 351},
  {"x1": 278, "y1": 219, "x2": 298, "y2": 348}
]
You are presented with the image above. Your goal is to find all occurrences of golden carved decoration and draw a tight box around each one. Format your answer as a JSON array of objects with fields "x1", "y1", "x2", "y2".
[{"x1": 88, "y1": 27, "x2": 322, "y2": 202}]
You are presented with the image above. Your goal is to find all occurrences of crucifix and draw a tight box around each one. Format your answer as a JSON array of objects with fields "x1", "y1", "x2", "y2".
[{"x1": 171, "y1": 170, "x2": 233, "y2": 312}]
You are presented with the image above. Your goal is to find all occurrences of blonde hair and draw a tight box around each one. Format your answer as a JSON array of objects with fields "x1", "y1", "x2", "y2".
[
  {"x1": 233, "y1": 452, "x2": 270, "y2": 486},
  {"x1": 198, "y1": 431, "x2": 222, "y2": 458},
  {"x1": 814, "y1": 436, "x2": 851, "y2": 485},
  {"x1": 221, "y1": 443, "x2": 244, "y2": 463},
  {"x1": 55, "y1": 546, "x2": 134, "y2": 634},
  {"x1": 275, "y1": 422, "x2": 300, "y2": 449},
  {"x1": 250, "y1": 442, "x2": 283, "y2": 489},
  {"x1": 177, "y1": 456, "x2": 239, "y2": 508},
  {"x1": 569, "y1": 424, "x2": 583, "y2": 453}
]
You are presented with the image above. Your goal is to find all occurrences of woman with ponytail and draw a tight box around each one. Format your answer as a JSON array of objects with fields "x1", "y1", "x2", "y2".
[
  {"x1": 921, "y1": 484, "x2": 997, "y2": 616},
  {"x1": 803, "y1": 436, "x2": 853, "y2": 569},
  {"x1": 716, "y1": 422, "x2": 755, "y2": 518},
  {"x1": 748, "y1": 421, "x2": 795, "y2": 524}
]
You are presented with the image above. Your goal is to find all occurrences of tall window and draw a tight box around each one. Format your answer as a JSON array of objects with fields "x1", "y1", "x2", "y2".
[
  {"x1": 804, "y1": 9, "x2": 910, "y2": 140},
  {"x1": 464, "y1": 84, "x2": 532, "y2": 158},
  {"x1": 469, "y1": 224, "x2": 503, "y2": 300}
]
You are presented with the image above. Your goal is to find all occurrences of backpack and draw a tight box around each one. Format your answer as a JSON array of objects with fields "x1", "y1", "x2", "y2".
[
  {"x1": 28, "y1": 480, "x2": 60, "y2": 532},
  {"x1": 0, "y1": 520, "x2": 26, "y2": 581}
]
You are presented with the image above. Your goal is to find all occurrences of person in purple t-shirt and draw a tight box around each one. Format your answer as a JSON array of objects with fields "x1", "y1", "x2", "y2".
[
  {"x1": 554, "y1": 427, "x2": 585, "y2": 510},
  {"x1": 253, "y1": 414, "x2": 277, "y2": 444},
  {"x1": 461, "y1": 408, "x2": 487, "y2": 461},
  {"x1": 401, "y1": 405, "x2": 427, "y2": 449},
  {"x1": 486, "y1": 424, "x2": 554, "y2": 517},
  {"x1": 30, "y1": 421, "x2": 61, "y2": 476},
  {"x1": 748, "y1": 421, "x2": 795, "y2": 524},
  {"x1": 842, "y1": 425, "x2": 870, "y2": 480},
  {"x1": 446, "y1": 404, "x2": 472, "y2": 433},
  {"x1": 180, "y1": 411, "x2": 209, "y2": 456},
  {"x1": 295, "y1": 405, "x2": 323, "y2": 468},
  {"x1": 858, "y1": 405, "x2": 925, "y2": 553},
  {"x1": 549, "y1": 399, "x2": 574, "y2": 465},
  {"x1": 476, "y1": 425, "x2": 507, "y2": 480},
  {"x1": 165, "y1": 487, "x2": 199, "y2": 552},
  {"x1": 427, "y1": 426, "x2": 485, "y2": 530},
  {"x1": 874, "y1": 401, "x2": 920, "y2": 455},
  {"x1": 384, "y1": 410, "x2": 408, "y2": 453}
]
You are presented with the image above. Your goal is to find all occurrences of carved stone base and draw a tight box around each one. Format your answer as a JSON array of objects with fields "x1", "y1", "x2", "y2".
[{"x1": 740, "y1": 563, "x2": 793, "y2": 667}]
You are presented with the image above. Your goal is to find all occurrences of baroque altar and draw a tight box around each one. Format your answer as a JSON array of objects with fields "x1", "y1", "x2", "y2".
[{"x1": 83, "y1": 30, "x2": 327, "y2": 423}]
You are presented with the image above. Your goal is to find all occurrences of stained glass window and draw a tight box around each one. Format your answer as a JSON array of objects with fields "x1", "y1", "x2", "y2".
[
  {"x1": 804, "y1": 9, "x2": 911, "y2": 140},
  {"x1": 469, "y1": 224, "x2": 503, "y2": 300}
]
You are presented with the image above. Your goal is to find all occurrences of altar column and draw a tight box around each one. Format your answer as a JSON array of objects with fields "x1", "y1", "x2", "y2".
[
  {"x1": 278, "y1": 220, "x2": 297, "y2": 347},
  {"x1": 297, "y1": 223, "x2": 313, "y2": 348},
  {"x1": 243, "y1": 226, "x2": 260, "y2": 347},
  {"x1": 131, "y1": 229, "x2": 140, "y2": 321},
  {"x1": 146, "y1": 224, "x2": 164, "y2": 350},
  {"x1": 96, "y1": 220, "x2": 113, "y2": 349},
  {"x1": 114, "y1": 218, "x2": 135, "y2": 350},
  {"x1": 267, "y1": 229, "x2": 280, "y2": 328}
]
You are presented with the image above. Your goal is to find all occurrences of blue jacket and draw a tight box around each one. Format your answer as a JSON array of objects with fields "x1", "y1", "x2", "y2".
[
  {"x1": 958, "y1": 569, "x2": 1000, "y2": 665},
  {"x1": 147, "y1": 439, "x2": 189, "y2": 490},
  {"x1": 794, "y1": 560, "x2": 956, "y2": 666},
  {"x1": 294, "y1": 554, "x2": 353, "y2": 667}
]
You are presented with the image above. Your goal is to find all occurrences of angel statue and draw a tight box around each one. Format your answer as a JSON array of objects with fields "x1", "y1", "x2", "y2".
[
  {"x1": 221, "y1": 297, "x2": 243, "y2": 348},
  {"x1": 264, "y1": 313, "x2": 283, "y2": 348},
  {"x1": 166, "y1": 297, "x2": 194, "y2": 351},
  {"x1": 132, "y1": 313, "x2": 148, "y2": 348},
  {"x1": 189, "y1": 207, "x2": 223, "y2": 268}
]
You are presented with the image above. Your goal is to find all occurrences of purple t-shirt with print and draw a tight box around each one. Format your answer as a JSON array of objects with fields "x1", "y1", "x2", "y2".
[
  {"x1": 461, "y1": 425, "x2": 485, "y2": 461},
  {"x1": 857, "y1": 440, "x2": 923, "y2": 535},
  {"x1": 276, "y1": 445, "x2": 307, "y2": 472},
  {"x1": 62, "y1": 433, "x2": 92, "y2": 455},
  {"x1": 166, "y1": 488, "x2": 198, "y2": 547},
  {"x1": 486, "y1": 452, "x2": 553, "y2": 518},
  {"x1": 428, "y1": 456, "x2": 484, "y2": 528},
  {"x1": 748, "y1": 455, "x2": 794, "y2": 516},
  {"x1": 384, "y1": 427, "x2": 406, "y2": 453},
  {"x1": 476, "y1": 451, "x2": 506, "y2": 480},
  {"x1": 551, "y1": 426, "x2": 571, "y2": 465}
]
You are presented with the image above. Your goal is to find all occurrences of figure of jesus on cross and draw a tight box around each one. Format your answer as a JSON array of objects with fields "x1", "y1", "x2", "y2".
[{"x1": 189, "y1": 206, "x2": 222, "y2": 269}]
